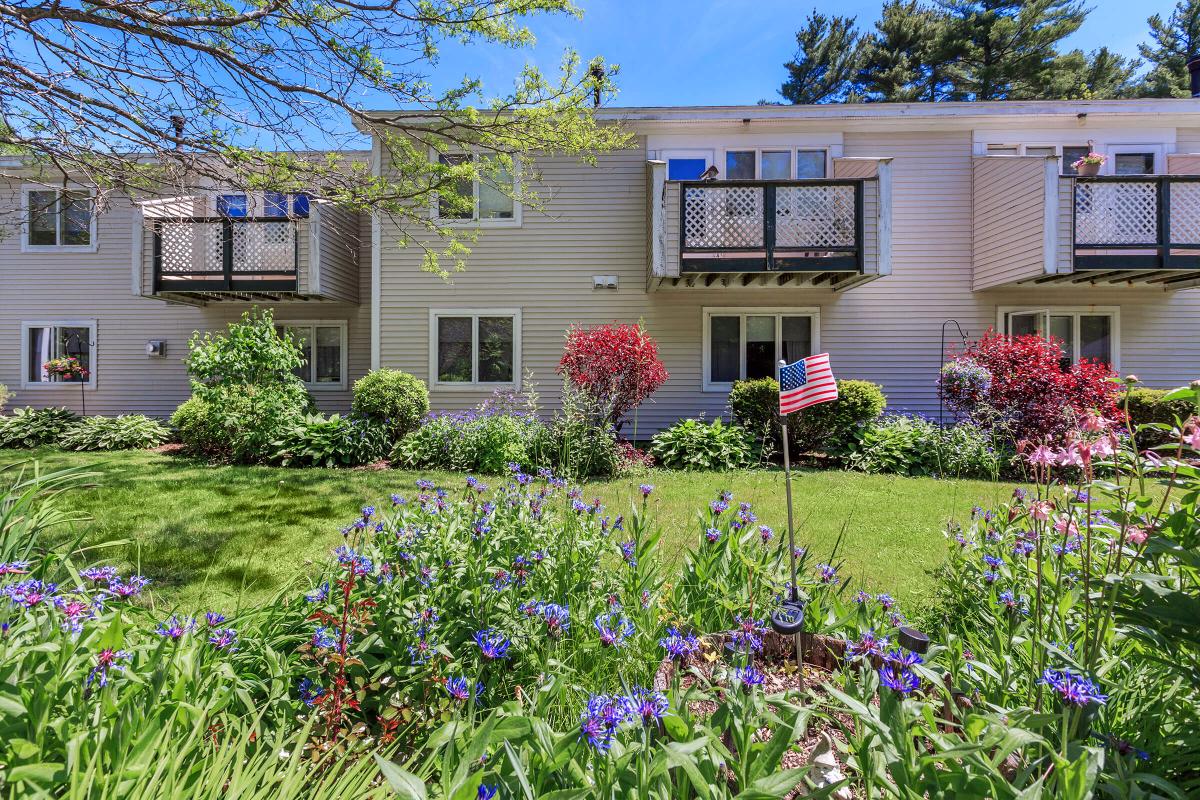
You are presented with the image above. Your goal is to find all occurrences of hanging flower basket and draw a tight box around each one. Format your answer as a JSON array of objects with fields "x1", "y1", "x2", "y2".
[
  {"x1": 44, "y1": 356, "x2": 88, "y2": 382},
  {"x1": 1071, "y1": 152, "x2": 1106, "y2": 177}
]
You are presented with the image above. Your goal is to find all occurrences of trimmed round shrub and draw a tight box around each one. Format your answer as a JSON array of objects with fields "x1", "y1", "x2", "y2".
[
  {"x1": 59, "y1": 415, "x2": 170, "y2": 451},
  {"x1": 351, "y1": 369, "x2": 429, "y2": 440},
  {"x1": 729, "y1": 377, "x2": 886, "y2": 460},
  {"x1": 0, "y1": 407, "x2": 78, "y2": 449},
  {"x1": 650, "y1": 418, "x2": 753, "y2": 471}
]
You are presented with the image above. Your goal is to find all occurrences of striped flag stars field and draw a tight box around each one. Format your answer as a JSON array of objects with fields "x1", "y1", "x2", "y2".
[{"x1": 779, "y1": 353, "x2": 838, "y2": 415}]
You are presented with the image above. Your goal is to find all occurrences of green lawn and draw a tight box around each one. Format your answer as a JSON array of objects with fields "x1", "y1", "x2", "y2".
[{"x1": 0, "y1": 448, "x2": 1019, "y2": 614}]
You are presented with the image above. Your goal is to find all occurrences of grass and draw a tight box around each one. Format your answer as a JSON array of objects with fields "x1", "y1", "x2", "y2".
[{"x1": 0, "y1": 448, "x2": 1020, "y2": 614}]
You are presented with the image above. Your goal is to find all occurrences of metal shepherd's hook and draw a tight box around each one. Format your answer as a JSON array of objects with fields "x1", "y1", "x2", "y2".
[{"x1": 772, "y1": 359, "x2": 806, "y2": 678}]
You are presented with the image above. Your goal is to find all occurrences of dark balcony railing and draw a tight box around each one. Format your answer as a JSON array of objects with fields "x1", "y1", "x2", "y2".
[
  {"x1": 1073, "y1": 176, "x2": 1200, "y2": 270},
  {"x1": 152, "y1": 217, "x2": 299, "y2": 292},
  {"x1": 679, "y1": 180, "x2": 864, "y2": 273}
]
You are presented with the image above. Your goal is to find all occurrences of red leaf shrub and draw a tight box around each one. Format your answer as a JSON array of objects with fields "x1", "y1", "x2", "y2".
[
  {"x1": 951, "y1": 330, "x2": 1122, "y2": 444},
  {"x1": 556, "y1": 323, "x2": 669, "y2": 430}
]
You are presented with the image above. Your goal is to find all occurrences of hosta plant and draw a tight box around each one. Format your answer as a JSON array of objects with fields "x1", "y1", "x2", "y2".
[
  {"x1": 0, "y1": 406, "x2": 79, "y2": 449},
  {"x1": 58, "y1": 414, "x2": 170, "y2": 451},
  {"x1": 272, "y1": 413, "x2": 390, "y2": 467},
  {"x1": 650, "y1": 418, "x2": 754, "y2": 471}
]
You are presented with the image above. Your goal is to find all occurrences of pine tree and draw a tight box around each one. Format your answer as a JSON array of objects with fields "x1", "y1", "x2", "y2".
[
  {"x1": 1042, "y1": 47, "x2": 1140, "y2": 99},
  {"x1": 1137, "y1": 0, "x2": 1200, "y2": 97},
  {"x1": 935, "y1": 0, "x2": 1088, "y2": 100},
  {"x1": 779, "y1": 13, "x2": 865, "y2": 104},
  {"x1": 855, "y1": 1, "x2": 961, "y2": 101}
]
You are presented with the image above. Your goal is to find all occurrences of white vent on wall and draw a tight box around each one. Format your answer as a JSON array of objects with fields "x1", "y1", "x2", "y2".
[{"x1": 592, "y1": 275, "x2": 618, "y2": 290}]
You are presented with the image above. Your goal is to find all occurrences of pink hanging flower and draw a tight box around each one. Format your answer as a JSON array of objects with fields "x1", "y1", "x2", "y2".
[
  {"x1": 1054, "y1": 517, "x2": 1079, "y2": 537},
  {"x1": 1029, "y1": 501, "x2": 1052, "y2": 522},
  {"x1": 1126, "y1": 527, "x2": 1148, "y2": 546},
  {"x1": 1183, "y1": 424, "x2": 1200, "y2": 451},
  {"x1": 1027, "y1": 445, "x2": 1056, "y2": 466},
  {"x1": 1080, "y1": 413, "x2": 1111, "y2": 433}
]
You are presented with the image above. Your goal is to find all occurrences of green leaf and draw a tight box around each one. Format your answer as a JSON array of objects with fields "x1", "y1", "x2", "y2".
[{"x1": 373, "y1": 754, "x2": 427, "y2": 800}]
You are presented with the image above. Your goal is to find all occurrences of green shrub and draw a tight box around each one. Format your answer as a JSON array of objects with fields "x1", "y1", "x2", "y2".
[
  {"x1": 177, "y1": 310, "x2": 313, "y2": 463},
  {"x1": 729, "y1": 377, "x2": 886, "y2": 460},
  {"x1": 59, "y1": 415, "x2": 170, "y2": 451},
  {"x1": 351, "y1": 369, "x2": 429, "y2": 440},
  {"x1": 392, "y1": 410, "x2": 549, "y2": 474},
  {"x1": 272, "y1": 413, "x2": 390, "y2": 468},
  {"x1": 0, "y1": 407, "x2": 78, "y2": 449},
  {"x1": 0, "y1": 383, "x2": 9, "y2": 415},
  {"x1": 650, "y1": 418, "x2": 753, "y2": 471},
  {"x1": 849, "y1": 415, "x2": 1004, "y2": 479},
  {"x1": 1123, "y1": 386, "x2": 1196, "y2": 446}
]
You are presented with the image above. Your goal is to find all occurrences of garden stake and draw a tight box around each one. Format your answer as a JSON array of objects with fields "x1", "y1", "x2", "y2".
[{"x1": 773, "y1": 359, "x2": 806, "y2": 679}]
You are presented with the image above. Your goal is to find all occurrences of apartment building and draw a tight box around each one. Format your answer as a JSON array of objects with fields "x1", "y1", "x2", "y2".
[{"x1": 4, "y1": 98, "x2": 1200, "y2": 432}]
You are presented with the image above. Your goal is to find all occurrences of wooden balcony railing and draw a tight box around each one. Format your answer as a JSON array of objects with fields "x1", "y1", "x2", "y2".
[
  {"x1": 1073, "y1": 176, "x2": 1200, "y2": 270},
  {"x1": 678, "y1": 180, "x2": 864, "y2": 273},
  {"x1": 152, "y1": 217, "x2": 300, "y2": 292}
]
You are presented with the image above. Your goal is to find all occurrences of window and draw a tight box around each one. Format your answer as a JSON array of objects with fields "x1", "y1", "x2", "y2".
[
  {"x1": 796, "y1": 150, "x2": 827, "y2": 179},
  {"x1": 761, "y1": 151, "x2": 792, "y2": 180},
  {"x1": 668, "y1": 158, "x2": 708, "y2": 180},
  {"x1": 1062, "y1": 146, "x2": 1091, "y2": 176},
  {"x1": 276, "y1": 322, "x2": 347, "y2": 389},
  {"x1": 21, "y1": 321, "x2": 96, "y2": 388},
  {"x1": 703, "y1": 308, "x2": 818, "y2": 390},
  {"x1": 430, "y1": 310, "x2": 520, "y2": 387},
  {"x1": 726, "y1": 150, "x2": 756, "y2": 180},
  {"x1": 217, "y1": 194, "x2": 249, "y2": 218},
  {"x1": 434, "y1": 153, "x2": 517, "y2": 223},
  {"x1": 983, "y1": 144, "x2": 1091, "y2": 175},
  {"x1": 24, "y1": 188, "x2": 94, "y2": 249},
  {"x1": 264, "y1": 192, "x2": 289, "y2": 217},
  {"x1": 1001, "y1": 308, "x2": 1117, "y2": 370},
  {"x1": 1114, "y1": 153, "x2": 1155, "y2": 175}
]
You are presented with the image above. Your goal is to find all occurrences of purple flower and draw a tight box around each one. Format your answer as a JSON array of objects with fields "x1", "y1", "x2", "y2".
[
  {"x1": 579, "y1": 693, "x2": 630, "y2": 752},
  {"x1": 208, "y1": 628, "x2": 238, "y2": 650},
  {"x1": 155, "y1": 615, "x2": 195, "y2": 640},
  {"x1": 204, "y1": 611, "x2": 226, "y2": 626},
  {"x1": 445, "y1": 676, "x2": 483, "y2": 702},
  {"x1": 853, "y1": 590, "x2": 871, "y2": 604},
  {"x1": 875, "y1": 593, "x2": 895, "y2": 610},
  {"x1": 879, "y1": 666, "x2": 919, "y2": 695},
  {"x1": 86, "y1": 648, "x2": 131, "y2": 689},
  {"x1": 816, "y1": 563, "x2": 838, "y2": 584},
  {"x1": 1040, "y1": 669, "x2": 1108, "y2": 706},
  {"x1": 659, "y1": 628, "x2": 700, "y2": 659},
  {"x1": 982, "y1": 554, "x2": 1003, "y2": 569},
  {"x1": 846, "y1": 630, "x2": 889, "y2": 661},
  {"x1": 305, "y1": 582, "x2": 329, "y2": 603},
  {"x1": 705, "y1": 527, "x2": 721, "y2": 543},
  {"x1": 477, "y1": 785, "x2": 498, "y2": 800},
  {"x1": 473, "y1": 628, "x2": 511, "y2": 660},
  {"x1": 311, "y1": 626, "x2": 339, "y2": 649},
  {"x1": 297, "y1": 678, "x2": 325, "y2": 706},
  {"x1": 639, "y1": 483, "x2": 654, "y2": 498},
  {"x1": 54, "y1": 595, "x2": 96, "y2": 633},
  {"x1": 391, "y1": 494, "x2": 406, "y2": 506},
  {"x1": 0, "y1": 561, "x2": 30, "y2": 575},
  {"x1": 79, "y1": 566, "x2": 117, "y2": 584},
  {"x1": 618, "y1": 540, "x2": 637, "y2": 567},
  {"x1": 710, "y1": 499, "x2": 729, "y2": 516},
  {"x1": 982, "y1": 569, "x2": 1000, "y2": 584},
  {"x1": 108, "y1": 575, "x2": 150, "y2": 598},
  {"x1": 334, "y1": 545, "x2": 374, "y2": 577},
  {"x1": 594, "y1": 613, "x2": 635, "y2": 647},
  {"x1": 733, "y1": 665, "x2": 765, "y2": 687},
  {"x1": 627, "y1": 686, "x2": 669, "y2": 724},
  {"x1": 885, "y1": 647, "x2": 922, "y2": 668},
  {"x1": 727, "y1": 615, "x2": 766, "y2": 654},
  {"x1": 758, "y1": 525, "x2": 774, "y2": 543},
  {"x1": 2, "y1": 579, "x2": 56, "y2": 608}
]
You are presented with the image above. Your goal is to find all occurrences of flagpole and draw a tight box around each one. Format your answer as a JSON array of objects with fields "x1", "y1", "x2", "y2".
[{"x1": 778, "y1": 359, "x2": 802, "y2": 674}]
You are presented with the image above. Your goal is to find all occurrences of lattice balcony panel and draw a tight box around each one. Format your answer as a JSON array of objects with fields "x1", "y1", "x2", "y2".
[
  {"x1": 683, "y1": 186, "x2": 764, "y2": 249},
  {"x1": 775, "y1": 185, "x2": 856, "y2": 249},
  {"x1": 231, "y1": 221, "x2": 296, "y2": 273},
  {"x1": 1075, "y1": 182, "x2": 1157, "y2": 246},
  {"x1": 159, "y1": 221, "x2": 224, "y2": 274},
  {"x1": 1170, "y1": 182, "x2": 1200, "y2": 245}
]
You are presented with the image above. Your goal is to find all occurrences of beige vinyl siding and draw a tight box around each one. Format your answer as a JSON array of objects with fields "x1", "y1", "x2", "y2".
[
  {"x1": 1176, "y1": 128, "x2": 1200, "y2": 153},
  {"x1": 972, "y1": 156, "x2": 1050, "y2": 290},
  {"x1": 661, "y1": 182, "x2": 681, "y2": 279},
  {"x1": 0, "y1": 183, "x2": 371, "y2": 418},
  {"x1": 1167, "y1": 153, "x2": 1200, "y2": 174},
  {"x1": 1057, "y1": 178, "x2": 1074, "y2": 273},
  {"x1": 311, "y1": 203, "x2": 360, "y2": 302}
]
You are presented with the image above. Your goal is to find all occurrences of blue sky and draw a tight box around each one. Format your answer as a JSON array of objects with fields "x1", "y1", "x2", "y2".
[{"x1": 427, "y1": 0, "x2": 1179, "y2": 107}]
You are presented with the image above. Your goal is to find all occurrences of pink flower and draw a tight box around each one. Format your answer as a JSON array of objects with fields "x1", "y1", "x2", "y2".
[
  {"x1": 1183, "y1": 425, "x2": 1200, "y2": 451},
  {"x1": 1027, "y1": 445, "x2": 1056, "y2": 466},
  {"x1": 1057, "y1": 446, "x2": 1084, "y2": 468},
  {"x1": 1126, "y1": 527, "x2": 1148, "y2": 546},
  {"x1": 1029, "y1": 501, "x2": 1052, "y2": 521},
  {"x1": 1054, "y1": 517, "x2": 1079, "y2": 537},
  {"x1": 1090, "y1": 435, "x2": 1116, "y2": 458},
  {"x1": 1081, "y1": 413, "x2": 1111, "y2": 433}
]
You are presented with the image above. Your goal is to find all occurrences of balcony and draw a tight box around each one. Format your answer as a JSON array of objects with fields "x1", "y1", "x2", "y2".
[
  {"x1": 1072, "y1": 176, "x2": 1200, "y2": 285},
  {"x1": 646, "y1": 160, "x2": 891, "y2": 290},
  {"x1": 152, "y1": 217, "x2": 301, "y2": 294},
  {"x1": 134, "y1": 198, "x2": 361, "y2": 303},
  {"x1": 970, "y1": 156, "x2": 1200, "y2": 291}
]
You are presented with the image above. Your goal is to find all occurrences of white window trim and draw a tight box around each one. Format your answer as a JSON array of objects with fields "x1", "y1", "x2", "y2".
[
  {"x1": 979, "y1": 142, "x2": 1167, "y2": 176},
  {"x1": 720, "y1": 147, "x2": 830, "y2": 180},
  {"x1": 277, "y1": 320, "x2": 349, "y2": 391},
  {"x1": 1104, "y1": 145, "x2": 1164, "y2": 176},
  {"x1": 20, "y1": 319, "x2": 98, "y2": 390},
  {"x1": 428, "y1": 308, "x2": 522, "y2": 391},
  {"x1": 20, "y1": 185, "x2": 99, "y2": 253},
  {"x1": 702, "y1": 307, "x2": 821, "y2": 392},
  {"x1": 996, "y1": 306, "x2": 1120, "y2": 370},
  {"x1": 428, "y1": 149, "x2": 522, "y2": 228}
]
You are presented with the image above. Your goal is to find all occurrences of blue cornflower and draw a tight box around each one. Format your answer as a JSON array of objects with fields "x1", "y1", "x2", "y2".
[
  {"x1": 205, "y1": 611, "x2": 226, "y2": 626},
  {"x1": 639, "y1": 483, "x2": 654, "y2": 497},
  {"x1": 997, "y1": 591, "x2": 1023, "y2": 612},
  {"x1": 879, "y1": 666, "x2": 920, "y2": 695},
  {"x1": 444, "y1": 676, "x2": 483, "y2": 702},
  {"x1": 490, "y1": 569, "x2": 511, "y2": 591},
  {"x1": 408, "y1": 627, "x2": 437, "y2": 665},
  {"x1": 571, "y1": 499, "x2": 587, "y2": 514},
  {"x1": 983, "y1": 569, "x2": 1000, "y2": 584},
  {"x1": 885, "y1": 647, "x2": 923, "y2": 668},
  {"x1": 108, "y1": 575, "x2": 150, "y2": 599},
  {"x1": 594, "y1": 613, "x2": 635, "y2": 647},
  {"x1": 579, "y1": 693, "x2": 630, "y2": 752},
  {"x1": 705, "y1": 527, "x2": 721, "y2": 543},
  {"x1": 79, "y1": 566, "x2": 117, "y2": 584},
  {"x1": 0, "y1": 561, "x2": 30, "y2": 575},
  {"x1": 391, "y1": 493, "x2": 406, "y2": 506},
  {"x1": 853, "y1": 590, "x2": 871, "y2": 604},
  {"x1": 534, "y1": 602, "x2": 570, "y2": 636},
  {"x1": 155, "y1": 615, "x2": 194, "y2": 640},
  {"x1": 86, "y1": 648, "x2": 132, "y2": 689},
  {"x1": 416, "y1": 479, "x2": 435, "y2": 491},
  {"x1": 875, "y1": 593, "x2": 895, "y2": 609},
  {"x1": 618, "y1": 540, "x2": 636, "y2": 567},
  {"x1": 710, "y1": 499, "x2": 729, "y2": 515},
  {"x1": 297, "y1": 678, "x2": 325, "y2": 706},
  {"x1": 4, "y1": 579, "x2": 56, "y2": 608},
  {"x1": 627, "y1": 686, "x2": 669, "y2": 724},
  {"x1": 208, "y1": 628, "x2": 238, "y2": 650},
  {"x1": 477, "y1": 785, "x2": 498, "y2": 800},
  {"x1": 1040, "y1": 669, "x2": 1108, "y2": 706},
  {"x1": 846, "y1": 630, "x2": 889, "y2": 661},
  {"x1": 305, "y1": 582, "x2": 330, "y2": 603},
  {"x1": 816, "y1": 563, "x2": 838, "y2": 583},
  {"x1": 728, "y1": 615, "x2": 767, "y2": 654},
  {"x1": 982, "y1": 554, "x2": 1003, "y2": 569},
  {"x1": 733, "y1": 665, "x2": 765, "y2": 687},
  {"x1": 473, "y1": 628, "x2": 512, "y2": 660},
  {"x1": 659, "y1": 628, "x2": 700, "y2": 659},
  {"x1": 417, "y1": 564, "x2": 434, "y2": 587}
]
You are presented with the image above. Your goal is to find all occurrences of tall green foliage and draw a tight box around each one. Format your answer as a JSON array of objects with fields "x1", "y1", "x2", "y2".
[
  {"x1": 1137, "y1": 0, "x2": 1200, "y2": 97},
  {"x1": 856, "y1": 1, "x2": 961, "y2": 102},
  {"x1": 779, "y1": 12, "x2": 864, "y2": 104}
]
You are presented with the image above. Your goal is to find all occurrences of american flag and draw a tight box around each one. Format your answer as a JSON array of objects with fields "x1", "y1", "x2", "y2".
[{"x1": 779, "y1": 354, "x2": 838, "y2": 414}]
